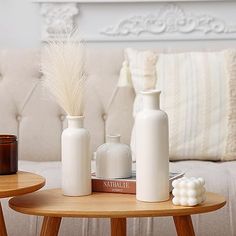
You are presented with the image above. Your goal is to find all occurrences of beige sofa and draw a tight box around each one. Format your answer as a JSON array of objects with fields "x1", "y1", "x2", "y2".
[{"x1": 0, "y1": 49, "x2": 235, "y2": 236}]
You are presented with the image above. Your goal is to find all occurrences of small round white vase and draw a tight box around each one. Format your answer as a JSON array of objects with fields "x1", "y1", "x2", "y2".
[
  {"x1": 61, "y1": 116, "x2": 91, "y2": 196},
  {"x1": 135, "y1": 90, "x2": 169, "y2": 202},
  {"x1": 96, "y1": 135, "x2": 132, "y2": 179}
]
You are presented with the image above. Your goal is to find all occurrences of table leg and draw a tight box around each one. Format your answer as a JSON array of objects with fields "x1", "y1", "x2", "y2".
[
  {"x1": 40, "y1": 216, "x2": 61, "y2": 236},
  {"x1": 110, "y1": 218, "x2": 126, "y2": 236},
  {"x1": 173, "y1": 215, "x2": 195, "y2": 236},
  {"x1": 0, "y1": 202, "x2": 7, "y2": 236}
]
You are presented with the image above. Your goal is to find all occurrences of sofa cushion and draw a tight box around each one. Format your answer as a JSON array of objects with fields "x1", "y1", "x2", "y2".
[{"x1": 126, "y1": 48, "x2": 236, "y2": 161}]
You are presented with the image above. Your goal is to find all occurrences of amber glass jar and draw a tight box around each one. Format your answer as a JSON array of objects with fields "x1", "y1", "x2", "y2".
[{"x1": 0, "y1": 135, "x2": 18, "y2": 175}]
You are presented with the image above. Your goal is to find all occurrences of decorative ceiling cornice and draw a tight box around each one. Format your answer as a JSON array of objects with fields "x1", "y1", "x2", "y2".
[
  {"x1": 36, "y1": 2, "x2": 236, "y2": 42},
  {"x1": 100, "y1": 4, "x2": 236, "y2": 37},
  {"x1": 40, "y1": 3, "x2": 79, "y2": 41}
]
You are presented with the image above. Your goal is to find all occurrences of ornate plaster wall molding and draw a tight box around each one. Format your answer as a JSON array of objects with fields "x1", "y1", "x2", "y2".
[
  {"x1": 40, "y1": 3, "x2": 79, "y2": 41},
  {"x1": 100, "y1": 4, "x2": 236, "y2": 37}
]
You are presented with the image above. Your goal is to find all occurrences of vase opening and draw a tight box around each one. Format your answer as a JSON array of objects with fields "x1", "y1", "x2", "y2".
[
  {"x1": 67, "y1": 116, "x2": 84, "y2": 128},
  {"x1": 106, "y1": 134, "x2": 121, "y2": 143},
  {"x1": 140, "y1": 90, "x2": 161, "y2": 110}
]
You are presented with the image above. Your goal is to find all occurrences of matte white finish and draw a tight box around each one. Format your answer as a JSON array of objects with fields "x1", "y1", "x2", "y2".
[
  {"x1": 96, "y1": 134, "x2": 132, "y2": 179},
  {"x1": 172, "y1": 177, "x2": 206, "y2": 206},
  {"x1": 135, "y1": 90, "x2": 169, "y2": 202},
  {"x1": 61, "y1": 116, "x2": 91, "y2": 196}
]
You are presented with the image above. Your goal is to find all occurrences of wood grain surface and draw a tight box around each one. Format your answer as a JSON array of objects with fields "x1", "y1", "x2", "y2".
[
  {"x1": 9, "y1": 189, "x2": 226, "y2": 218},
  {"x1": 111, "y1": 218, "x2": 126, "y2": 236},
  {"x1": 0, "y1": 202, "x2": 7, "y2": 236},
  {"x1": 0, "y1": 171, "x2": 45, "y2": 198},
  {"x1": 173, "y1": 215, "x2": 195, "y2": 236},
  {"x1": 40, "y1": 216, "x2": 61, "y2": 236}
]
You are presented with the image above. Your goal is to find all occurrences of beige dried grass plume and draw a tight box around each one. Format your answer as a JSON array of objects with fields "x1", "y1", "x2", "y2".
[{"x1": 41, "y1": 29, "x2": 86, "y2": 116}]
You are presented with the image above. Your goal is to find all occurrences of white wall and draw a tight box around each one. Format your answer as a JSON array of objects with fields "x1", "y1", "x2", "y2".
[{"x1": 0, "y1": 0, "x2": 41, "y2": 49}]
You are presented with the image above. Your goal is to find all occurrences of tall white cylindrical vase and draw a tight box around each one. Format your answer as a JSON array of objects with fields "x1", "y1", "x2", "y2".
[
  {"x1": 135, "y1": 90, "x2": 169, "y2": 202},
  {"x1": 62, "y1": 116, "x2": 91, "y2": 196}
]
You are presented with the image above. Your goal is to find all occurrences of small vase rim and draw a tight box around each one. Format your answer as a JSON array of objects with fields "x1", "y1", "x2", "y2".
[
  {"x1": 66, "y1": 115, "x2": 84, "y2": 120},
  {"x1": 140, "y1": 89, "x2": 161, "y2": 96},
  {"x1": 106, "y1": 134, "x2": 121, "y2": 138},
  {"x1": 106, "y1": 134, "x2": 121, "y2": 143}
]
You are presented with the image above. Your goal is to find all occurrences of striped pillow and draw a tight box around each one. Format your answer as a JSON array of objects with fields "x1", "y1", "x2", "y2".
[{"x1": 127, "y1": 49, "x2": 236, "y2": 161}]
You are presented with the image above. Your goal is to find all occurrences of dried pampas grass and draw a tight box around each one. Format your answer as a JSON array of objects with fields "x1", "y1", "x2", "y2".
[{"x1": 41, "y1": 29, "x2": 86, "y2": 116}]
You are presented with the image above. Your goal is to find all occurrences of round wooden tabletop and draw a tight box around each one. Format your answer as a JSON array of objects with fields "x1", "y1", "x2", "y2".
[
  {"x1": 0, "y1": 171, "x2": 45, "y2": 198},
  {"x1": 9, "y1": 189, "x2": 226, "y2": 218}
]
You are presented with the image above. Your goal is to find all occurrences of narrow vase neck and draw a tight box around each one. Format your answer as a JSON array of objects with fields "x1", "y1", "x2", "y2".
[
  {"x1": 141, "y1": 90, "x2": 161, "y2": 110},
  {"x1": 67, "y1": 116, "x2": 84, "y2": 128},
  {"x1": 106, "y1": 135, "x2": 121, "y2": 143}
]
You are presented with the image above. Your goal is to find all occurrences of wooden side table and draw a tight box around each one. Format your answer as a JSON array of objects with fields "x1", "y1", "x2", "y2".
[
  {"x1": 0, "y1": 171, "x2": 45, "y2": 236},
  {"x1": 9, "y1": 189, "x2": 225, "y2": 236}
]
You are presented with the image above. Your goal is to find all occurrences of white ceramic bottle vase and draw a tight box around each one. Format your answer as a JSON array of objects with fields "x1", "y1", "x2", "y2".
[
  {"x1": 135, "y1": 90, "x2": 169, "y2": 202},
  {"x1": 62, "y1": 116, "x2": 91, "y2": 196}
]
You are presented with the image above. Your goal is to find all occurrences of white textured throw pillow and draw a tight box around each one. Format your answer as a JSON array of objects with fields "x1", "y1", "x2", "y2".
[{"x1": 127, "y1": 48, "x2": 236, "y2": 161}]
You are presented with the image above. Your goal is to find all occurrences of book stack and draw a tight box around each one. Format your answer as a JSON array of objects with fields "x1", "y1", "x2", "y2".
[{"x1": 92, "y1": 171, "x2": 184, "y2": 194}]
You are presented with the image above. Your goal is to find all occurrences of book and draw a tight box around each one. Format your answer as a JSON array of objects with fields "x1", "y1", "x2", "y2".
[{"x1": 92, "y1": 171, "x2": 184, "y2": 194}]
